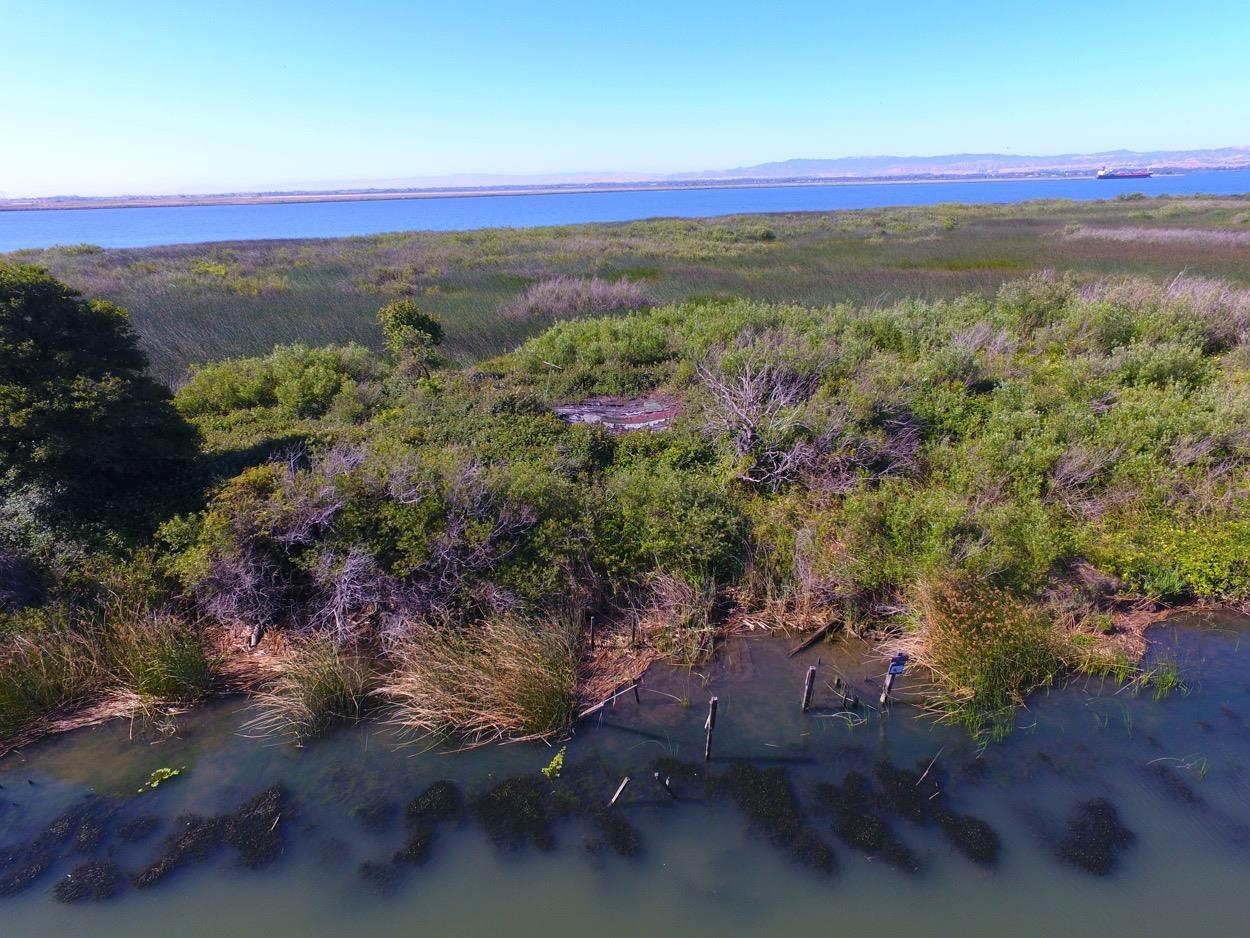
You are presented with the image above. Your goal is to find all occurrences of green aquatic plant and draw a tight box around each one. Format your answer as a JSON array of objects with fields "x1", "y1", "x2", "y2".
[
  {"x1": 541, "y1": 746, "x2": 567, "y2": 779},
  {"x1": 138, "y1": 766, "x2": 185, "y2": 792}
]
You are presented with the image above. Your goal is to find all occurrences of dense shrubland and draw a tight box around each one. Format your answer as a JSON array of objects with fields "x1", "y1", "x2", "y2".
[{"x1": 4, "y1": 218, "x2": 1250, "y2": 744}]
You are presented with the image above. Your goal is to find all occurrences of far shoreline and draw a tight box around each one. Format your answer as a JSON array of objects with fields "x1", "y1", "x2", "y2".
[{"x1": 0, "y1": 168, "x2": 1222, "y2": 214}]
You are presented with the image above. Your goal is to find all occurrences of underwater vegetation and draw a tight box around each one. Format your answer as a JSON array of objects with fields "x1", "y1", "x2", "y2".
[
  {"x1": 717, "y1": 762, "x2": 837, "y2": 874},
  {"x1": 131, "y1": 784, "x2": 288, "y2": 888},
  {"x1": 53, "y1": 859, "x2": 122, "y2": 903},
  {"x1": 815, "y1": 772, "x2": 920, "y2": 873},
  {"x1": 1056, "y1": 798, "x2": 1137, "y2": 875}
]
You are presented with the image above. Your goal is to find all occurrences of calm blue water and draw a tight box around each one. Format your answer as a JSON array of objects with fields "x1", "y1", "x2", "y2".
[{"x1": 3, "y1": 171, "x2": 1249, "y2": 252}]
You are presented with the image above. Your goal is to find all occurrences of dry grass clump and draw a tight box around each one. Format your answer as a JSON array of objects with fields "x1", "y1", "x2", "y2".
[
  {"x1": 381, "y1": 615, "x2": 576, "y2": 746},
  {"x1": 245, "y1": 636, "x2": 373, "y2": 742},
  {"x1": 500, "y1": 276, "x2": 652, "y2": 321},
  {"x1": 1065, "y1": 226, "x2": 1250, "y2": 246},
  {"x1": 641, "y1": 572, "x2": 718, "y2": 667},
  {"x1": 897, "y1": 576, "x2": 1066, "y2": 738}
]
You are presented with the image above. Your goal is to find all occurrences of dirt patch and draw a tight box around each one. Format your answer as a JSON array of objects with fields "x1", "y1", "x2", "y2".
[{"x1": 553, "y1": 397, "x2": 679, "y2": 433}]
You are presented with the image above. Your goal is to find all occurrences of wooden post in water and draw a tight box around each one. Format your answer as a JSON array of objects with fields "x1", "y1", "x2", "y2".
[
  {"x1": 609, "y1": 776, "x2": 631, "y2": 807},
  {"x1": 880, "y1": 653, "x2": 908, "y2": 707},
  {"x1": 634, "y1": 676, "x2": 642, "y2": 704},
  {"x1": 801, "y1": 665, "x2": 817, "y2": 712},
  {"x1": 704, "y1": 696, "x2": 719, "y2": 761},
  {"x1": 879, "y1": 671, "x2": 896, "y2": 707}
]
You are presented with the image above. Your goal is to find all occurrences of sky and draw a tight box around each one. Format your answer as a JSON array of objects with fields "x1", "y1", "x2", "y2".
[{"x1": 2, "y1": 0, "x2": 1249, "y2": 197}]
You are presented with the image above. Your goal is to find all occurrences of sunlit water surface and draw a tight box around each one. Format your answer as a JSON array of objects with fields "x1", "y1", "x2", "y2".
[
  {"x1": 2, "y1": 170, "x2": 1249, "y2": 251},
  {"x1": 3, "y1": 613, "x2": 1249, "y2": 937}
]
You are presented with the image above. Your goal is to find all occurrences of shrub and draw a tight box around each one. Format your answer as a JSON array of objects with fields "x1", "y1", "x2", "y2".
[
  {"x1": 175, "y1": 343, "x2": 379, "y2": 419},
  {"x1": 500, "y1": 276, "x2": 652, "y2": 321},
  {"x1": 0, "y1": 263, "x2": 195, "y2": 495}
]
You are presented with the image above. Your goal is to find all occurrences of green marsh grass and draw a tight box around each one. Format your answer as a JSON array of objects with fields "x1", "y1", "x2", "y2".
[{"x1": 9, "y1": 196, "x2": 1250, "y2": 383}]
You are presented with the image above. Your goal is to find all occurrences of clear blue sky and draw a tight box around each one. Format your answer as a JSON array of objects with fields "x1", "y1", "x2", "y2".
[{"x1": 3, "y1": 0, "x2": 1248, "y2": 196}]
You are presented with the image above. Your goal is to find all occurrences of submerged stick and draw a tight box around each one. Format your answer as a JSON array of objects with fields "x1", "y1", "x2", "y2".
[
  {"x1": 578, "y1": 682, "x2": 642, "y2": 719},
  {"x1": 704, "y1": 696, "x2": 719, "y2": 761},
  {"x1": 609, "y1": 776, "x2": 631, "y2": 807},
  {"x1": 801, "y1": 665, "x2": 817, "y2": 712},
  {"x1": 654, "y1": 772, "x2": 676, "y2": 799}
]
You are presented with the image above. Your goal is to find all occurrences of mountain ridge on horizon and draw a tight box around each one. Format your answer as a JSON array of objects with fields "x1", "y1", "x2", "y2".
[{"x1": 8, "y1": 146, "x2": 1250, "y2": 203}]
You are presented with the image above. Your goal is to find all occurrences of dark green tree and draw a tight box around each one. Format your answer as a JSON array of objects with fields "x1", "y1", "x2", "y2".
[
  {"x1": 378, "y1": 298, "x2": 445, "y2": 380},
  {"x1": 0, "y1": 263, "x2": 196, "y2": 495}
]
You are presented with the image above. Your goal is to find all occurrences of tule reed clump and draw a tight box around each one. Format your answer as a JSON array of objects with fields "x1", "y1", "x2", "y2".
[
  {"x1": 900, "y1": 576, "x2": 1067, "y2": 738},
  {"x1": 101, "y1": 607, "x2": 216, "y2": 703},
  {"x1": 246, "y1": 637, "x2": 373, "y2": 742},
  {"x1": 382, "y1": 615, "x2": 576, "y2": 746},
  {"x1": 0, "y1": 627, "x2": 101, "y2": 741}
]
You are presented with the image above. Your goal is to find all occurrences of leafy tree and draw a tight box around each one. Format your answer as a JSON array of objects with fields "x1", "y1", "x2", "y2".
[
  {"x1": 0, "y1": 263, "x2": 195, "y2": 495},
  {"x1": 378, "y1": 299, "x2": 445, "y2": 380}
]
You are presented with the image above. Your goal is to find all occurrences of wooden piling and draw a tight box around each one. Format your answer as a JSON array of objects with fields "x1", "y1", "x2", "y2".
[
  {"x1": 879, "y1": 671, "x2": 896, "y2": 707},
  {"x1": 801, "y1": 665, "x2": 817, "y2": 712},
  {"x1": 704, "y1": 696, "x2": 718, "y2": 761},
  {"x1": 634, "y1": 675, "x2": 642, "y2": 704},
  {"x1": 609, "y1": 776, "x2": 631, "y2": 807}
]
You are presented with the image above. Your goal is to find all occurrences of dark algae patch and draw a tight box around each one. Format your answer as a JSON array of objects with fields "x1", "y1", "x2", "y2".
[
  {"x1": 718, "y1": 762, "x2": 836, "y2": 875},
  {"x1": 815, "y1": 772, "x2": 920, "y2": 874},
  {"x1": 471, "y1": 776, "x2": 557, "y2": 852},
  {"x1": 223, "y1": 784, "x2": 287, "y2": 868},
  {"x1": 394, "y1": 781, "x2": 465, "y2": 866},
  {"x1": 406, "y1": 780, "x2": 465, "y2": 825},
  {"x1": 53, "y1": 859, "x2": 122, "y2": 902},
  {"x1": 0, "y1": 796, "x2": 120, "y2": 897},
  {"x1": 874, "y1": 761, "x2": 1000, "y2": 867},
  {"x1": 131, "y1": 784, "x2": 290, "y2": 887},
  {"x1": 131, "y1": 814, "x2": 225, "y2": 888},
  {"x1": 1057, "y1": 798, "x2": 1136, "y2": 875},
  {"x1": 117, "y1": 816, "x2": 161, "y2": 843}
]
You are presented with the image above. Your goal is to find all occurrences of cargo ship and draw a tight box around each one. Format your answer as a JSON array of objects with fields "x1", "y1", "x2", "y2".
[{"x1": 1096, "y1": 166, "x2": 1152, "y2": 179}]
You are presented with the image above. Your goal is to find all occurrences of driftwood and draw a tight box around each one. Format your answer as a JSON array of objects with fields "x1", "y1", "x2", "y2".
[{"x1": 787, "y1": 620, "x2": 838, "y2": 657}]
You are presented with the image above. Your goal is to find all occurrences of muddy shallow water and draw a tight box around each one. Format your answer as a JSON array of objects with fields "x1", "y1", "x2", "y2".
[{"x1": 3, "y1": 612, "x2": 1250, "y2": 937}]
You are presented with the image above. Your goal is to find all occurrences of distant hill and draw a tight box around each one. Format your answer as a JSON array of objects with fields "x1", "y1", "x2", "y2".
[{"x1": 671, "y1": 147, "x2": 1250, "y2": 180}]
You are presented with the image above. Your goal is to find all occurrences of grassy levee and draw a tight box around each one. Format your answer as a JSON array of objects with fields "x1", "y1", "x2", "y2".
[{"x1": 5, "y1": 195, "x2": 1249, "y2": 384}]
